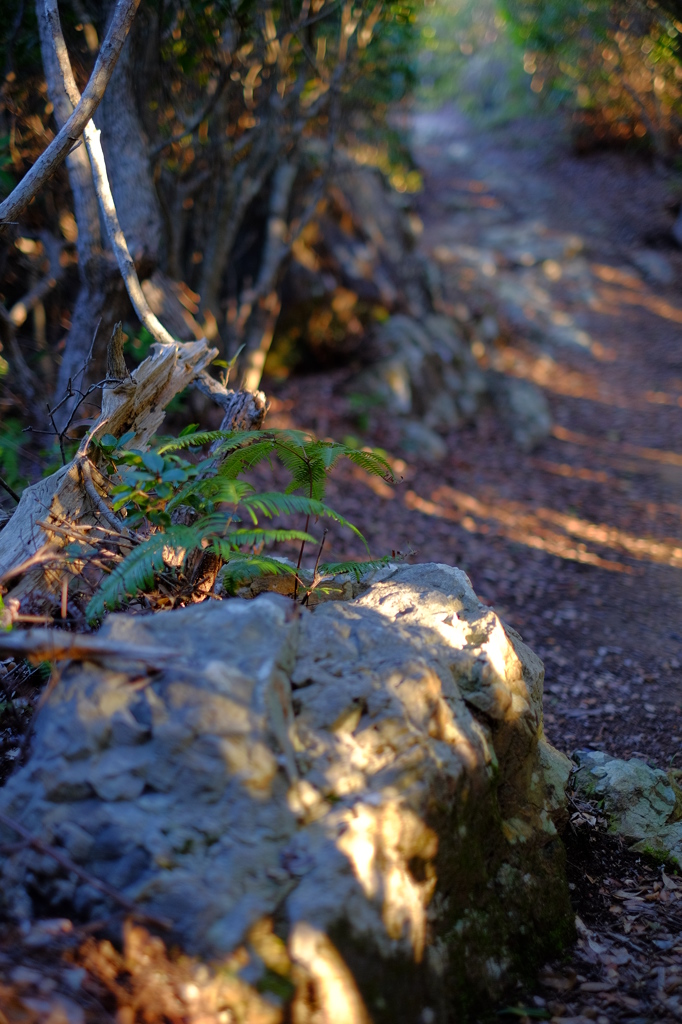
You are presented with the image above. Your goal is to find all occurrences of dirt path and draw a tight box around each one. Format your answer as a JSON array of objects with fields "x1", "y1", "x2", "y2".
[
  {"x1": 408, "y1": 104, "x2": 682, "y2": 769},
  {"x1": 275, "y1": 105, "x2": 682, "y2": 772},
  {"x1": 267, "y1": 106, "x2": 682, "y2": 1021}
]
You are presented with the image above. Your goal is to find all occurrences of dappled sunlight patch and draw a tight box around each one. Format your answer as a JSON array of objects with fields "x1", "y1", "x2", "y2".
[
  {"x1": 405, "y1": 480, "x2": 682, "y2": 571},
  {"x1": 491, "y1": 346, "x2": 628, "y2": 407},
  {"x1": 553, "y1": 424, "x2": 682, "y2": 469},
  {"x1": 530, "y1": 459, "x2": 611, "y2": 484},
  {"x1": 404, "y1": 488, "x2": 634, "y2": 573},
  {"x1": 595, "y1": 285, "x2": 682, "y2": 325},
  {"x1": 289, "y1": 924, "x2": 371, "y2": 1024},
  {"x1": 592, "y1": 264, "x2": 647, "y2": 291},
  {"x1": 645, "y1": 389, "x2": 682, "y2": 407}
]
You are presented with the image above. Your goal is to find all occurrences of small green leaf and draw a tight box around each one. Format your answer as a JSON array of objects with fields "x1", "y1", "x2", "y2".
[
  {"x1": 161, "y1": 468, "x2": 190, "y2": 484},
  {"x1": 142, "y1": 451, "x2": 165, "y2": 474}
]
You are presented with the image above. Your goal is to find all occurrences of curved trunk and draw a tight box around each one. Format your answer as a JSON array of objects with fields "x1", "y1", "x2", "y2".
[
  {"x1": 45, "y1": 4, "x2": 165, "y2": 408},
  {"x1": 97, "y1": 24, "x2": 163, "y2": 270},
  {"x1": 37, "y1": 1, "x2": 109, "y2": 411}
]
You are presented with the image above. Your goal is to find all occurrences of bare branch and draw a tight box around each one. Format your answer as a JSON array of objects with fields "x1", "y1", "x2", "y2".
[
  {"x1": 0, "y1": 0, "x2": 142, "y2": 226},
  {"x1": 0, "y1": 477, "x2": 21, "y2": 504},
  {"x1": 0, "y1": 810, "x2": 172, "y2": 928},
  {"x1": 79, "y1": 456, "x2": 126, "y2": 533},
  {"x1": 43, "y1": 0, "x2": 177, "y2": 347},
  {"x1": 151, "y1": 68, "x2": 230, "y2": 158},
  {"x1": 5, "y1": 233, "x2": 66, "y2": 329},
  {"x1": 238, "y1": 51, "x2": 349, "y2": 391},
  {"x1": 0, "y1": 627, "x2": 176, "y2": 666}
]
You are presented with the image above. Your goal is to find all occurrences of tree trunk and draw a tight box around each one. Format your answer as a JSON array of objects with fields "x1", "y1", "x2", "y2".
[
  {"x1": 36, "y1": 1, "x2": 114, "y2": 412},
  {"x1": 97, "y1": 21, "x2": 163, "y2": 270},
  {"x1": 49, "y1": 5, "x2": 165, "y2": 407}
]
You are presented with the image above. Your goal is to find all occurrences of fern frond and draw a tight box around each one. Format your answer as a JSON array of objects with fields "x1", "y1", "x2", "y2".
[
  {"x1": 157, "y1": 429, "x2": 265, "y2": 454},
  {"x1": 240, "y1": 492, "x2": 368, "y2": 547},
  {"x1": 315, "y1": 441, "x2": 348, "y2": 473},
  {"x1": 167, "y1": 477, "x2": 253, "y2": 512},
  {"x1": 270, "y1": 435, "x2": 323, "y2": 498},
  {"x1": 218, "y1": 554, "x2": 299, "y2": 595},
  {"x1": 217, "y1": 439, "x2": 277, "y2": 480},
  {"x1": 211, "y1": 430, "x2": 287, "y2": 456},
  {"x1": 86, "y1": 525, "x2": 194, "y2": 621},
  {"x1": 343, "y1": 448, "x2": 394, "y2": 481},
  {"x1": 209, "y1": 532, "x2": 313, "y2": 557},
  {"x1": 317, "y1": 556, "x2": 392, "y2": 581}
]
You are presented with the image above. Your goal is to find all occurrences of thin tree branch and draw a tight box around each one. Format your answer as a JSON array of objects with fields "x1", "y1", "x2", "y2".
[
  {"x1": 151, "y1": 68, "x2": 230, "y2": 158},
  {"x1": 0, "y1": 809, "x2": 171, "y2": 929},
  {"x1": 0, "y1": 477, "x2": 21, "y2": 503},
  {"x1": 0, "y1": 0, "x2": 142, "y2": 227},
  {"x1": 0, "y1": 627, "x2": 176, "y2": 665},
  {"x1": 78, "y1": 457, "x2": 126, "y2": 533},
  {"x1": 43, "y1": 0, "x2": 178, "y2": 347}
]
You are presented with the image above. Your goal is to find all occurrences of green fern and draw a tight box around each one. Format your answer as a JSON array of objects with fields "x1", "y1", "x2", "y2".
[
  {"x1": 87, "y1": 525, "x2": 194, "y2": 620},
  {"x1": 86, "y1": 425, "x2": 395, "y2": 622},
  {"x1": 317, "y1": 557, "x2": 392, "y2": 581},
  {"x1": 218, "y1": 555, "x2": 300, "y2": 595}
]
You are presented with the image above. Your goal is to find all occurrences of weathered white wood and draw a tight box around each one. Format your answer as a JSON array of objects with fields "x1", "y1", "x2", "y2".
[{"x1": 0, "y1": 338, "x2": 216, "y2": 590}]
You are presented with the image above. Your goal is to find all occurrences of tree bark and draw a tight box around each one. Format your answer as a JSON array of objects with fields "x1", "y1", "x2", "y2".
[
  {"x1": 36, "y1": 0, "x2": 116, "y2": 413},
  {"x1": 43, "y1": 0, "x2": 169, "y2": 405},
  {"x1": 97, "y1": 23, "x2": 163, "y2": 269}
]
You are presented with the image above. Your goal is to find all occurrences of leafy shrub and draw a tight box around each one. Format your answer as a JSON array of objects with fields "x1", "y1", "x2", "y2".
[
  {"x1": 501, "y1": 0, "x2": 682, "y2": 153},
  {"x1": 86, "y1": 427, "x2": 394, "y2": 621}
]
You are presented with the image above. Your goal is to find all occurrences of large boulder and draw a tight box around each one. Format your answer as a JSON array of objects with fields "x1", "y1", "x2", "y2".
[{"x1": 0, "y1": 564, "x2": 573, "y2": 1021}]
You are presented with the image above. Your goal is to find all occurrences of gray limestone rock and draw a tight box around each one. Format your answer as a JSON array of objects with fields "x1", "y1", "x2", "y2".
[
  {"x1": 630, "y1": 249, "x2": 675, "y2": 286},
  {"x1": 488, "y1": 372, "x2": 552, "y2": 451},
  {"x1": 351, "y1": 312, "x2": 485, "y2": 445},
  {"x1": 572, "y1": 749, "x2": 682, "y2": 868},
  {"x1": 400, "y1": 419, "x2": 448, "y2": 462},
  {"x1": 0, "y1": 565, "x2": 573, "y2": 1021}
]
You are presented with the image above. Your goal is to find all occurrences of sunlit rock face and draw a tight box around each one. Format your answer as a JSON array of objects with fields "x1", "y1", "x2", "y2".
[{"x1": 0, "y1": 564, "x2": 573, "y2": 1021}]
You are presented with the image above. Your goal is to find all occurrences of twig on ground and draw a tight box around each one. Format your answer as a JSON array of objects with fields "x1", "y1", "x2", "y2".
[
  {"x1": 0, "y1": 546, "x2": 64, "y2": 587},
  {"x1": 0, "y1": 809, "x2": 172, "y2": 929},
  {"x1": 78, "y1": 458, "x2": 125, "y2": 533},
  {"x1": 0, "y1": 627, "x2": 178, "y2": 666}
]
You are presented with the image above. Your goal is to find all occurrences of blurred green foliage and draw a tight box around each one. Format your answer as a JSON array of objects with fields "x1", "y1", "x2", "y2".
[
  {"x1": 417, "y1": 0, "x2": 538, "y2": 121},
  {"x1": 500, "y1": 0, "x2": 682, "y2": 152},
  {"x1": 0, "y1": 418, "x2": 27, "y2": 493}
]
